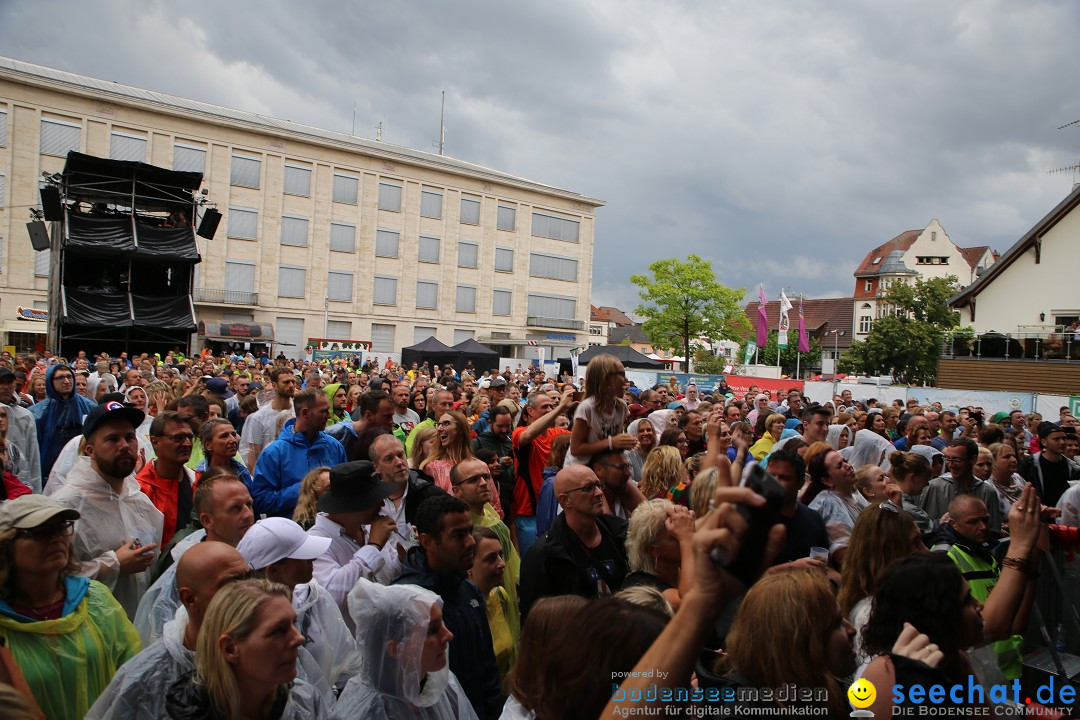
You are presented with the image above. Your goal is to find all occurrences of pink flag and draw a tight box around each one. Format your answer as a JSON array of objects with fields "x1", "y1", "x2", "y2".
[
  {"x1": 757, "y1": 285, "x2": 768, "y2": 347},
  {"x1": 798, "y1": 296, "x2": 811, "y2": 353}
]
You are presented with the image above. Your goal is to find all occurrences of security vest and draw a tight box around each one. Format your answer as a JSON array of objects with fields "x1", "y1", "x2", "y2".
[{"x1": 946, "y1": 543, "x2": 1023, "y2": 680}]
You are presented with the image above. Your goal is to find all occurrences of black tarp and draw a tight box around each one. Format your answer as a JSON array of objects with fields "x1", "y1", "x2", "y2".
[
  {"x1": 400, "y1": 336, "x2": 459, "y2": 369},
  {"x1": 64, "y1": 213, "x2": 135, "y2": 252},
  {"x1": 134, "y1": 221, "x2": 200, "y2": 261},
  {"x1": 62, "y1": 289, "x2": 132, "y2": 327},
  {"x1": 62, "y1": 152, "x2": 202, "y2": 208},
  {"x1": 563, "y1": 345, "x2": 666, "y2": 369},
  {"x1": 450, "y1": 338, "x2": 501, "y2": 373},
  {"x1": 133, "y1": 295, "x2": 196, "y2": 330}
]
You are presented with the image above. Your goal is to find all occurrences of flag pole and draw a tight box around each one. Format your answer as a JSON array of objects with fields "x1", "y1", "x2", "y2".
[
  {"x1": 796, "y1": 293, "x2": 802, "y2": 381},
  {"x1": 776, "y1": 287, "x2": 783, "y2": 372}
]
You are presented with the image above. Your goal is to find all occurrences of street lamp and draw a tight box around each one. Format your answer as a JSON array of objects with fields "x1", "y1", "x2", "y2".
[{"x1": 826, "y1": 329, "x2": 845, "y2": 385}]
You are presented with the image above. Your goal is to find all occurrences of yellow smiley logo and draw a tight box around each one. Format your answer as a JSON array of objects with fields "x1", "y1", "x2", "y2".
[{"x1": 847, "y1": 678, "x2": 876, "y2": 709}]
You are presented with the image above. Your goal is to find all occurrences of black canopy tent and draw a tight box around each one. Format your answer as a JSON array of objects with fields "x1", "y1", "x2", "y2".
[
  {"x1": 400, "y1": 336, "x2": 459, "y2": 370},
  {"x1": 557, "y1": 345, "x2": 666, "y2": 378},
  {"x1": 451, "y1": 338, "x2": 500, "y2": 373}
]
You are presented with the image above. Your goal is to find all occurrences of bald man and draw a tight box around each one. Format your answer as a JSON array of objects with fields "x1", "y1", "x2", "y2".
[
  {"x1": 519, "y1": 464, "x2": 629, "y2": 619},
  {"x1": 87, "y1": 542, "x2": 250, "y2": 718}
]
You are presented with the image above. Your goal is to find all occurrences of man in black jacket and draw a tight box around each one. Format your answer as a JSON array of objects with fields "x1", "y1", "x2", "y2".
[
  {"x1": 519, "y1": 464, "x2": 629, "y2": 620},
  {"x1": 394, "y1": 495, "x2": 504, "y2": 720},
  {"x1": 369, "y1": 434, "x2": 445, "y2": 527}
]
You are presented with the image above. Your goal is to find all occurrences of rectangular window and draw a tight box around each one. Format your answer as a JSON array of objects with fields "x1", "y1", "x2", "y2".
[
  {"x1": 529, "y1": 253, "x2": 578, "y2": 281},
  {"x1": 460, "y1": 197, "x2": 481, "y2": 225},
  {"x1": 457, "y1": 242, "x2": 479, "y2": 269},
  {"x1": 173, "y1": 142, "x2": 207, "y2": 173},
  {"x1": 327, "y1": 271, "x2": 354, "y2": 301},
  {"x1": 230, "y1": 154, "x2": 261, "y2": 188},
  {"x1": 283, "y1": 164, "x2": 311, "y2": 197},
  {"x1": 224, "y1": 261, "x2": 256, "y2": 293},
  {"x1": 371, "y1": 323, "x2": 396, "y2": 353},
  {"x1": 527, "y1": 293, "x2": 576, "y2": 319},
  {"x1": 494, "y1": 247, "x2": 514, "y2": 272},
  {"x1": 280, "y1": 215, "x2": 309, "y2": 247},
  {"x1": 375, "y1": 229, "x2": 399, "y2": 258},
  {"x1": 413, "y1": 326, "x2": 437, "y2": 344},
  {"x1": 0, "y1": 109, "x2": 7, "y2": 147},
  {"x1": 863, "y1": 280, "x2": 872, "y2": 293},
  {"x1": 453, "y1": 329, "x2": 475, "y2": 344},
  {"x1": 110, "y1": 131, "x2": 147, "y2": 162},
  {"x1": 378, "y1": 182, "x2": 402, "y2": 211},
  {"x1": 329, "y1": 222, "x2": 356, "y2": 252},
  {"x1": 420, "y1": 190, "x2": 443, "y2": 219},
  {"x1": 456, "y1": 285, "x2": 477, "y2": 313},
  {"x1": 416, "y1": 281, "x2": 438, "y2": 309},
  {"x1": 278, "y1": 266, "x2": 306, "y2": 298},
  {"x1": 40, "y1": 118, "x2": 81, "y2": 157},
  {"x1": 275, "y1": 318, "x2": 305, "y2": 360},
  {"x1": 418, "y1": 235, "x2": 440, "y2": 263},
  {"x1": 228, "y1": 208, "x2": 258, "y2": 240},
  {"x1": 859, "y1": 315, "x2": 872, "y2": 333},
  {"x1": 326, "y1": 320, "x2": 352, "y2": 338},
  {"x1": 493, "y1": 289, "x2": 512, "y2": 316},
  {"x1": 35, "y1": 249, "x2": 50, "y2": 277},
  {"x1": 332, "y1": 173, "x2": 358, "y2": 204},
  {"x1": 497, "y1": 204, "x2": 516, "y2": 231},
  {"x1": 0, "y1": 174, "x2": 5, "y2": 209},
  {"x1": 373, "y1": 276, "x2": 397, "y2": 306},
  {"x1": 531, "y1": 211, "x2": 580, "y2": 243}
]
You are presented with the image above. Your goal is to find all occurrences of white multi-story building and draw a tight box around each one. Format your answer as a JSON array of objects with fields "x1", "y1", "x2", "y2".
[{"x1": 0, "y1": 56, "x2": 602, "y2": 358}]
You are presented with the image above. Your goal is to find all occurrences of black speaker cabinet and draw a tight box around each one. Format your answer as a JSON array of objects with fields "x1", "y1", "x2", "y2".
[
  {"x1": 40, "y1": 186, "x2": 63, "y2": 221},
  {"x1": 26, "y1": 221, "x2": 50, "y2": 252},
  {"x1": 196, "y1": 208, "x2": 222, "y2": 239}
]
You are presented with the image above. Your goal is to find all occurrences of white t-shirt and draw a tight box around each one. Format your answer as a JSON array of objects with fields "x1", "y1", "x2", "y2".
[
  {"x1": 393, "y1": 408, "x2": 421, "y2": 437},
  {"x1": 564, "y1": 396, "x2": 629, "y2": 467}
]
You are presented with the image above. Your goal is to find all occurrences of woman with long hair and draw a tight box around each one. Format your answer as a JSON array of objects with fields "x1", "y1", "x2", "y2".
[
  {"x1": 639, "y1": 446, "x2": 686, "y2": 500},
  {"x1": 657, "y1": 427, "x2": 690, "y2": 460},
  {"x1": 0, "y1": 496, "x2": 141, "y2": 720},
  {"x1": 331, "y1": 579, "x2": 469, "y2": 719},
  {"x1": 292, "y1": 466, "x2": 330, "y2": 531},
  {"x1": 986, "y1": 442, "x2": 1025, "y2": 517},
  {"x1": 863, "y1": 410, "x2": 888, "y2": 438},
  {"x1": 166, "y1": 578, "x2": 324, "y2": 719},
  {"x1": 408, "y1": 425, "x2": 437, "y2": 471},
  {"x1": 421, "y1": 411, "x2": 501, "y2": 518},
  {"x1": 566, "y1": 354, "x2": 634, "y2": 466},
  {"x1": 626, "y1": 418, "x2": 655, "y2": 485},
  {"x1": 802, "y1": 449, "x2": 865, "y2": 566},
  {"x1": 468, "y1": 526, "x2": 519, "y2": 679},
  {"x1": 408, "y1": 390, "x2": 427, "y2": 419},
  {"x1": 504, "y1": 595, "x2": 588, "y2": 719},
  {"x1": 712, "y1": 570, "x2": 856, "y2": 716}
]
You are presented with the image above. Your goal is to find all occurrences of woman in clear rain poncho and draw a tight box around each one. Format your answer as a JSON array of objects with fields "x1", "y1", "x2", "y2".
[{"x1": 331, "y1": 578, "x2": 477, "y2": 720}]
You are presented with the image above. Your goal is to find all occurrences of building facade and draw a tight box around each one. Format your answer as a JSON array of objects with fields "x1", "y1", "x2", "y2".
[
  {"x1": 0, "y1": 56, "x2": 601, "y2": 358},
  {"x1": 851, "y1": 219, "x2": 995, "y2": 341}
]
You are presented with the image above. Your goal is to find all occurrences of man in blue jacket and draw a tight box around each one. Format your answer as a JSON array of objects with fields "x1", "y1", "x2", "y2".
[
  {"x1": 252, "y1": 388, "x2": 346, "y2": 517},
  {"x1": 394, "y1": 495, "x2": 505, "y2": 720}
]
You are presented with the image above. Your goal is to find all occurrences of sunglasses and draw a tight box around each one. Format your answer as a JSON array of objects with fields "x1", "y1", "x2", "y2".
[{"x1": 16, "y1": 520, "x2": 75, "y2": 542}]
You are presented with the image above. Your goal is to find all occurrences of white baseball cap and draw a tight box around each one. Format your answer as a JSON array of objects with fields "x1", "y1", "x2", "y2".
[{"x1": 236, "y1": 517, "x2": 331, "y2": 570}]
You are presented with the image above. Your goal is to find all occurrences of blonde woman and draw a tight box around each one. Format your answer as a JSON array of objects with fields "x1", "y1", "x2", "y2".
[
  {"x1": 165, "y1": 578, "x2": 326, "y2": 719},
  {"x1": 420, "y1": 411, "x2": 503, "y2": 518},
  {"x1": 638, "y1": 446, "x2": 685, "y2": 500},
  {"x1": 408, "y1": 425, "x2": 438, "y2": 470},
  {"x1": 292, "y1": 466, "x2": 331, "y2": 530}
]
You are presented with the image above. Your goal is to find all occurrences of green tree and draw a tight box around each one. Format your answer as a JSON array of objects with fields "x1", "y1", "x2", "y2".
[
  {"x1": 838, "y1": 275, "x2": 960, "y2": 384},
  {"x1": 631, "y1": 256, "x2": 749, "y2": 369},
  {"x1": 757, "y1": 332, "x2": 822, "y2": 377}
]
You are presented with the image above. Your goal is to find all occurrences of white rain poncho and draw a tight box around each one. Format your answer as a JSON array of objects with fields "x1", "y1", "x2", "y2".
[
  {"x1": 292, "y1": 579, "x2": 363, "y2": 691},
  {"x1": 133, "y1": 529, "x2": 206, "y2": 646},
  {"x1": 86, "y1": 604, "x2": 195, "y2": 719},
  {"x1": 331, "y1": 579, "x2": 478, "y2": 720},
  {"x1": 45, "y1": 430, "x2": 154, "y2": 496},
  {"x1": 49, "y1": 456, "x2": 164, "y2": 619},
  {"x1": 840, "y1": 428, "x2": 894, "y2": 473}
]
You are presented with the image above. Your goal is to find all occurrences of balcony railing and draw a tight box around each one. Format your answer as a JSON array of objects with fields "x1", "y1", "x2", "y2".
[
  {"x1": 193, "y1": 288, "x2": 259, "y2": 306},
  {"x1": 526, "y1": 316, "x2": 585, "y2": 331},
  {"x1": 941, "y1": 330, "x2": 1080, "y2": 362}
]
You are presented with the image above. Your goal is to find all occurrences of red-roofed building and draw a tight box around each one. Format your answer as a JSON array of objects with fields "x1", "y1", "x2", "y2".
[
  {"x1": 588, "y1": 305, "x2": 635, "y2": 346},
  {"x1": 743, "y1": 297, "x2": 854, "y2": 371},
  {"x1": 852, "y1": 220, "x2": 995, "y2": 340}
]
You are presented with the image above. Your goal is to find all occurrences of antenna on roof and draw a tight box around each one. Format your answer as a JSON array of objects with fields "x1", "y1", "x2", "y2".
[
  {"x1": 351, "y1": 102, "x2": 356, "y2": 135},
  {"x1": 433, "y1": 90, "x2": 446, "y2": 155},
  {"x1": 376, "y1": 122, "x2": 382, "y2": 142}
]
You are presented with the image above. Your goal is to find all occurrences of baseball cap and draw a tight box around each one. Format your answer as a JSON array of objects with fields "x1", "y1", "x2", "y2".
[
  {"x1": 236, "y1": 517, "x2": 331, "y2": 570},
  {"x1": 0, "y1": 367, "x2": 15, "y2": 382},
  {"x1": 82, "y1": 400, "x2": 145, "y2": 439},
  {"x1": 1038, "y1": 421, "x2": 1064, "y2": 440},
  {"x1": 0, "y1": 495, "x2": 80, "y2": 533},
  {"x1": 206, "y1": 377, "x2": 235, "y2": 398},
  {"x1": 490, "y1": 376, "x2": 507, "y2": 389}
]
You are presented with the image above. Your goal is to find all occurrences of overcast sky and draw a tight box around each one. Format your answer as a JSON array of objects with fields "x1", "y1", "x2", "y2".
[{"x1": 3, "y1": 0, "x2": 1077, "y2": 310}]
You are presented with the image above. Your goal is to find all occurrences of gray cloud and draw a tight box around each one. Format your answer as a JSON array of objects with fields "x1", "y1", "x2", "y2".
[{"x1": 2, "y1": 0, "x2": 1077, "y2": 311}]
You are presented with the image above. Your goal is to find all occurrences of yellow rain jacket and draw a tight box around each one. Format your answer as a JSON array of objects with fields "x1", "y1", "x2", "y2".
[{"x1": 0, "y1": 577, "x2": 141, "y2": 720}]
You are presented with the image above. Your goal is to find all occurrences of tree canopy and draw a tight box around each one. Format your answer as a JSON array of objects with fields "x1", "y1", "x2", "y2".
[
  {"x1": 838, "y1": 275, "x2": 961, "y2": 384},
  {"x1": 631, "y1": 255, "x2": 748, "y2": 369}
]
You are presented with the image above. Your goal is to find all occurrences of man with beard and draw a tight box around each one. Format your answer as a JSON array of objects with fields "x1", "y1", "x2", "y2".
[
  {"x1": 390, "y1": 382, "x2": 420, "y2": 438},
  {"x1": 51, "y1": 401, "x2": 164, "y2": 619}
]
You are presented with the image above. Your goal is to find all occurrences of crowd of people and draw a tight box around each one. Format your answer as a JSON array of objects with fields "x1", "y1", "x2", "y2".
[{"x1": 0, "y1": 345, "x2": 1077, "y2": 718}]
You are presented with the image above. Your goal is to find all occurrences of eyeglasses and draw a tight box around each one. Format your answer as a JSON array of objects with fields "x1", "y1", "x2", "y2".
[
  {"x1": 565, "y1": 481, "x2": 603, "y2": 495},
  {"x1": 16, "y1": 520, "x2": 75, "y2": 542},
  {"x1": 436, "y1": 420, "x2": 454, "y2": 428},
  {"x1": 453, "y1": 473, "x2": 491, "y2": 487},
  {"x1": 162, "y1": 433, "x2": 195, "y2": 444}
]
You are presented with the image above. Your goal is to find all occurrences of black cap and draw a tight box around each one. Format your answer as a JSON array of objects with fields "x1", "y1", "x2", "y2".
[
  {"x1": 0, "y1": 367, "x2": 15, "y2": 382},
  {"x1": 1038, "y1": 421, "x2": 1064, "y2": 440},
  {"x1": 317, "y1": 461, "x2": 397, "y2": 514},
  {"x1": 83, "y1": 400, "x2": 145, "y2": 439}
]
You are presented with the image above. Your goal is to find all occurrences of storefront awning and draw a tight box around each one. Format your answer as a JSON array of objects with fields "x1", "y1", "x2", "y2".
[
  {"x1": 198, "y1": 321, "x2": 274, "y2": 342},
  {"x1": 2, "y1": 320, "x2": 48, "y2": 334}
]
